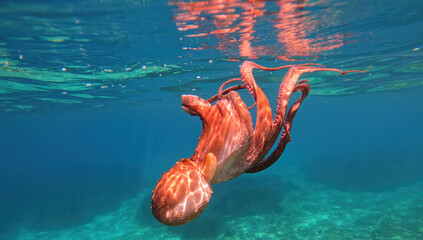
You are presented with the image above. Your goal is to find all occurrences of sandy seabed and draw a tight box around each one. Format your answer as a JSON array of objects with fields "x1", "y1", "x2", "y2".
[{"x1": 14, "y1": 167, "x2": 423, "y2": 240}]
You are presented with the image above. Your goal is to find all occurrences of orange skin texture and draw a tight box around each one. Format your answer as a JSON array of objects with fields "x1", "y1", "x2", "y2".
[{"x1": 151, "y1": 61, "x2": 370, "y2": 225}]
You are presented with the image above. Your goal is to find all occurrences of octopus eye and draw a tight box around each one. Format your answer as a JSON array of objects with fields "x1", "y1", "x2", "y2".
[{"x1": 151, "y1": 157, "x2": 214, "y2": 226}]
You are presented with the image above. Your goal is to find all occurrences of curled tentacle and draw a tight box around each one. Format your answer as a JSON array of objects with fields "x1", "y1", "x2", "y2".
[
  {"x1": 240, "y1": 62, "x2": 324, "y2": 165},
  {"x1": 216, "y1": 78, "x2": 260, "y2": 109},
  {"x1": 208, "y1": 84, "x2": 245, "y2": 103},
  {"x1": 247, "y1": 80, "x2": 310, "y2": 173},
  {"x1": 248, "y1": 65, "x2": 371, "y2": 173},
  {"x1": 274, "y1": 65, "x2": 371, "y2": 121},
  {"x1": 217, "y1": 78, "x2": 242, "y2": 100},
  {"x1": 271, "y1": 65, "x2": 371, "y2": 153}
]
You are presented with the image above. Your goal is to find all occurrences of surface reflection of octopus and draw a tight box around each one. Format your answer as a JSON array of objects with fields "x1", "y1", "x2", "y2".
[{"x1": 151, "y1": 61, "x2": 370, "y2": 226}]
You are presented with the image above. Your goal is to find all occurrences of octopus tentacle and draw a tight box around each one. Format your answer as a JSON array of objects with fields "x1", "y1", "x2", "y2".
[
  {"x1": 249, "y1": 66, "x2": 371, "y2": 173},
  {"x1": 208, "y1": 84, "x2": 245, "y2": 103},
  {"x1": 240, "y1": 61, "x2": 322, "y2": 101},
  {"x1": 274, "y1": 65, "x2": 371, "y2": 127},
  {"x1": 216, "y1": 78, "x2": 260, "y2": 109},
  {"x1": 240, "y1": 62, "x2": 323, "y2": 164},
  {"x1": 341, "y1": 66, "x2": 372, "y2": 76},
  {"x1": 247, "y1": 80, "x2": 310, "y2": 173},
  {"x1": 239, "y1": 62, "x2": 274, "y2": 164},
  {"x1": 281, "y1": 80, "x2": 310, "y2": 142},
  {"x1": 247, "y1": 102, "x2": 257, "y2": 110},
  {"x1": 217, "y1": 78, "x2": 242, "y2": 100}
]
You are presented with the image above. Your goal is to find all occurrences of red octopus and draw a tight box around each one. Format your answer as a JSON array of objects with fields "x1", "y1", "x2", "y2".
[{"x1": 151, "y1": 61, "x2": 369, "y2": 225}]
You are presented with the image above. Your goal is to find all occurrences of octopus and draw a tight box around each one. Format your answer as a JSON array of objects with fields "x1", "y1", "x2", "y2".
[{"x1": 151, "y1": 61, "x2": 370, "y2": 226}]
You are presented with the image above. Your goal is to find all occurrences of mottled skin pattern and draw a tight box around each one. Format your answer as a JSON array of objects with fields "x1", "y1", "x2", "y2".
[{"x1": 151, "y1": 61, "x2": 370, "y2": 225}]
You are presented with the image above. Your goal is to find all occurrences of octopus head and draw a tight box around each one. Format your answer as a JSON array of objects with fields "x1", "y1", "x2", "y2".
[{"x1": 151, "y1": 153, "x2": 216, "y2": 225}]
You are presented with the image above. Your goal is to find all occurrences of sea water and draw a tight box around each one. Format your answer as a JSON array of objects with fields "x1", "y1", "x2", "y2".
[{"x1": 1, "y1": 0, "x2": 423, "y2": 239}]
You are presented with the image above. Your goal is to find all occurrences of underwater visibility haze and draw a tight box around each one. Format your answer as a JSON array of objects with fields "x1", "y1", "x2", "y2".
[{"x1": 1, "y1": 0, "x2": 423, "y2": 239}]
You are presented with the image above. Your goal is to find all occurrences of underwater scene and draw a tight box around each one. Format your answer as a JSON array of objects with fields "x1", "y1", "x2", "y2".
[{"x1": 1, "y1": 0, "x2": 423, "y2": 239}]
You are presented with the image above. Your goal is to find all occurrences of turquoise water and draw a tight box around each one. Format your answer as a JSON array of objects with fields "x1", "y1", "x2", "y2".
[{"x1": 1, "y1": 0, "x2": 423, "y2": 239}]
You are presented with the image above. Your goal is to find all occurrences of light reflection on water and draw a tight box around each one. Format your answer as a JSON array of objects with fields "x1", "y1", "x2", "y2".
[{"x1": 170, "y1": 0, "x2": 343, "y2": 60}]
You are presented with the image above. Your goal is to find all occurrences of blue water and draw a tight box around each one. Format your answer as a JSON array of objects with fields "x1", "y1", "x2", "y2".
[{"x1": 1, "y1": 0, "x2": 423, "y2": 239}]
